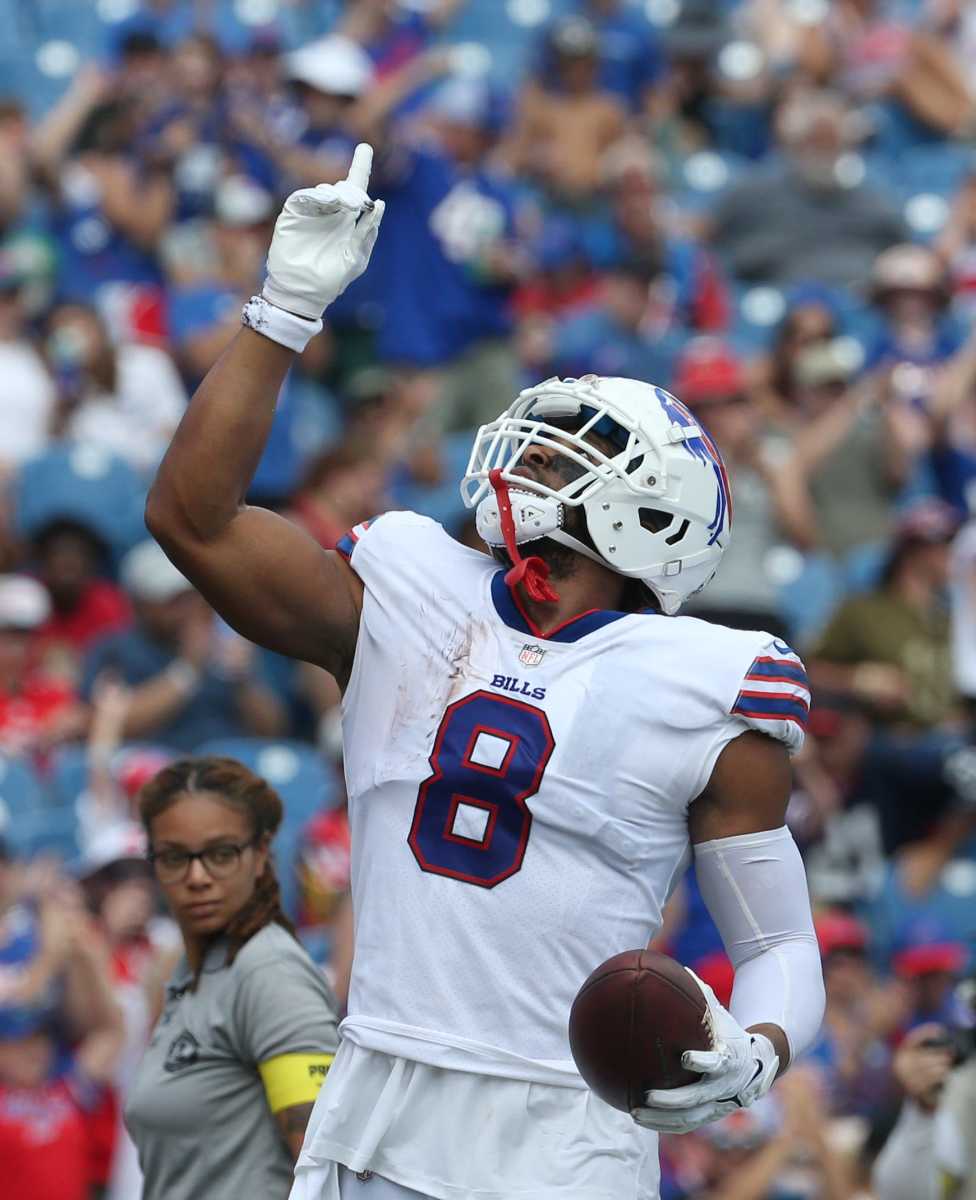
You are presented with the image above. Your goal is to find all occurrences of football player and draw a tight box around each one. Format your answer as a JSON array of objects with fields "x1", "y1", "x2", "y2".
[{"x1": 146, "y1": 145, "x2": 825, "y2": 1200}]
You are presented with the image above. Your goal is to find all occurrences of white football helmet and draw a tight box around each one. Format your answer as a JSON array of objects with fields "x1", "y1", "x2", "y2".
[{"x1": 460, "y1": 374, "x2": 732, "y2": 615}]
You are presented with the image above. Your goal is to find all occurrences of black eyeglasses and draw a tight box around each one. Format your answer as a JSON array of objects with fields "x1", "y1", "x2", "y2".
[{"x1": 147, "y1": 838, "x2": 259, "y2": 884}]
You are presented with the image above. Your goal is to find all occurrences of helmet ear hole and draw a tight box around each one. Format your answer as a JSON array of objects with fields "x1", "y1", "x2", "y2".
[
  {"x1": 639, "y1": 507, "x2": 673, "y2": 534},
  {"x1": 665, "y1": 518, "x2": 690, "y2": 546}
]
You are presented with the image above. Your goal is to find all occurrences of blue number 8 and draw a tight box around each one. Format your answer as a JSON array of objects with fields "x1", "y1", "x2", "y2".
[{"x1": 408, "y1": 690, "x2": 555, "y2": 887}]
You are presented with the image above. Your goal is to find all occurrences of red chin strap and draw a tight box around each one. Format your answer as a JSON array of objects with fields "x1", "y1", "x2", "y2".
[{"x1": 489, "y1": 468, "x2": 560, "y2": 604}]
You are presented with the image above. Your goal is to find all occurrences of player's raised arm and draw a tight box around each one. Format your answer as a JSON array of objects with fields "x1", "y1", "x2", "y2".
[{"x1": 145, "y1": 145, "x2": 384, "y2": 679}]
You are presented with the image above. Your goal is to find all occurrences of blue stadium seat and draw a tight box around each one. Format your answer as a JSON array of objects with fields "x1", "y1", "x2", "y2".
[
  {"x1": 729, "y1": 284, "x2": 788, "y2": 353},
  {"x1": 7, "y1": 803, "x2": 81, "y2": 863},
  {"x1": 889, "y1": 142, "x2": 972, "y2": 200},
  {"x1": 674, "y1": 150, "x2": 750, "y2": 216},
  {"x1": 389, "y1": 431, "x2": 478, "y2": 533},
  {"x1": 192, "y1": 738, "x2": 340, "y2": 829},
  {"x1": 0, "y1": 754, "x2": 45, "y2": 818},
  {"x1": 45, "y1": 741, "x2": 176, "y2": 811},
  {"x1": 271, "y1": 818, "x2": 305, "y2": 924},
  {"x1": 193, "y1": 738, "x2": 340, "y2": 922},
  {"x1": 14, "y1": 443, "x2": 147, "y2": 562},
  {"x1": 45, "y1": 743, "x2": 91, "y2": 811}
]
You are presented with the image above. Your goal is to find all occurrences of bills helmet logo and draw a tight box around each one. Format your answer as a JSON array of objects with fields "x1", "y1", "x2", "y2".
[{"x1": 519, "y1": 643, "x2": 545, "y2": 667}]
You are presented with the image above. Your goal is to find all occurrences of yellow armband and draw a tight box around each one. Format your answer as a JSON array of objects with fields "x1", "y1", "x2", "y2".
[
  {"x1": 258, "y1": 1053, "x2": 334, "y2": 1114},
  {"x1": 940, "y1": 1170, "x2": 962, "y2": 1200}
]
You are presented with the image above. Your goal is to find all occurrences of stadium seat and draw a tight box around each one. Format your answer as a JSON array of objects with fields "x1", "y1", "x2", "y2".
[
  {"x1": 192, "y1": 738, "x2": 340, "y2": 828},
  {"x1": 6, "y1": 802, "x2": 81, "y2": 863},
  {"x1": 194, "y1": 738, "x2": 341, "y2": 923},
  {"x1": 45, "y1": 744, "x2": 92, "y2": 811},
  {"x1": 889, "y1": 142, "x2": 972, "y2": 200},
  {"x1": 673, "y1": 150, "x2": 749, "y2": 216},
  {"x1": 271, "y1": 817, "x2": 305, "y2": 924},
  {"x1": 0, "y1": 754, "x2": 46, "y2": 818},
  {"x1": 14, "y1": 443, "x2": 147, "y2": 562},
  {"x1": 389, "y1": 431, "x2": 478, "y2": 533},
  {"x1": 729, "y1": 284, "x2": 788, "y2": 353},
  {"x1": 45, "y1": 742, "x2": 176, "y2": 811}
]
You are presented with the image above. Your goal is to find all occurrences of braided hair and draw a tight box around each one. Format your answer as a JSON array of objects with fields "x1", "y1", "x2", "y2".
[{"x1": 139, "y1": 756, "x2": 297, "y2": 987}]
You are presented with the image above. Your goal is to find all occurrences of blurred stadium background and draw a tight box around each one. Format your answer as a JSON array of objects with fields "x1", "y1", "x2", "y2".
[{"x1": 2, "y1": 1, "x2": 976, "y2": 1197}]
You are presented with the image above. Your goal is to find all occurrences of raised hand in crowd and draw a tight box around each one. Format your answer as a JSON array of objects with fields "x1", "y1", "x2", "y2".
[{"x1": 892, "y1": 1022, "x2": 956, "y2": 1112}]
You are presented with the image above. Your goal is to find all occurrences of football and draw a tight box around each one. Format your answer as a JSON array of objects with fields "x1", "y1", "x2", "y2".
[{"x1": 568, "y1": 949, "x2": 712, "y2": 1113}]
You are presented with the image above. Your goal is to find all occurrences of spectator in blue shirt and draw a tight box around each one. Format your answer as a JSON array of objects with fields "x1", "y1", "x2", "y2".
[
  {"x1": 166, "y1": 175, "x2": 332, "y2": 501},
  {"x1": 226, "y1": 35, "x2": 374, "y2": 194},
  {"x1": 32, "y1": 74, "x2": 172, "y2": 314},
  {"x1": 351, "y1": 71, "x2": 527, "y2": 430},
  {"x1": 81, "y1": 541, "x2": 285, "y2": 753},
  {"x1": 551, "y1": 253, "x2": 685, "y2": 384},
  {"x1": 340, "y1": 0, "x2": 464, "y2": 77},
  {"x1": 865, "y1": 243, "x2": 965, "y2": 374},
  {"x1": 166, "y1": 175, "x2": 278, "y2": 387},
  {"x1": 926, "y1": 329, "x2": 976, "y2": 514},
  {"x1": 582, "y1": 137, "x2": 730, "y2": 334},
  {"x1": 138, "y1": 34, "x2": 248, "y2": 224}
]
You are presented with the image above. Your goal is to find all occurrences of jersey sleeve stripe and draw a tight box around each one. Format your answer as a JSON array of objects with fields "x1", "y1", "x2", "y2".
[
  {"x1": 731, "y1": 647, "x2": 809, "y2": 749},
  {"x1": 745, "y1": 658, "x2": 807, "y2": 683},
  {"x1": 736, "y1": 688, "x2": 809, "y2": 711},
  {"x1": 745, "y1": 672, "x2": 809, "y2": 688},
  {"x1": 738, "y1": 681, "x2": 810, "y2": 698},
  {"x1": 732, "y1": 694, "x2": 809, "y2": 723},
  {"x1": 336, "y1": 532, "x2": 355, "y2": 560}
]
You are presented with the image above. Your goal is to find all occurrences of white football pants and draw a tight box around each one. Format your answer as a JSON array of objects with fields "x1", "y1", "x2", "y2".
[
  {"x1": 291, "y1": 1162, "x2": 436, "y2": 1200},
  {"x1": 340, "y1": 1167, "x2": 434, "y2": 1199}
]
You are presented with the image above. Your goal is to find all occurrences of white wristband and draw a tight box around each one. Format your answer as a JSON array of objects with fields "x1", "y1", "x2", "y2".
[{"x1": 241, "y1": 295, "x2": 323, "y2": 352}]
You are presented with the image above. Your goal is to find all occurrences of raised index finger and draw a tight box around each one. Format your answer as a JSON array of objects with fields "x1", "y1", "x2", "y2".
[{"x1": 347, "y1": 143, "x2": 374, "y2": 193}]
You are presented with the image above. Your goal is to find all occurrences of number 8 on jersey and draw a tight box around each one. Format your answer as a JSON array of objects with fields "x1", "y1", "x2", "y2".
[{"x1": 408, "y1": 690, "x2": 555, "y2": 888}]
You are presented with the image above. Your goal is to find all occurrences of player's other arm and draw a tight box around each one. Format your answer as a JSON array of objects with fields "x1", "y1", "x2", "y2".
[
  {"x1": 634, "y1": 731, "x2": 824, "y2": 1134},
  {"x1": 146, "y1": 146, "x2": 384, "y2": 680},
  {"x1": 688, "y1": 731, "x2": 817, "y2": 1074}
]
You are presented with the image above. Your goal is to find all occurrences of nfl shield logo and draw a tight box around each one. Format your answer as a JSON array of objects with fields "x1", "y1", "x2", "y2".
[{"x1": 519, "y1": 643, "x2": 545, "y2": 667}]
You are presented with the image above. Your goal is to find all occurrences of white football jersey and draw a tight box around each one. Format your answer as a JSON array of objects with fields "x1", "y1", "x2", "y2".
[{"x1": 335, "y1": 511, "x2": 809, "y2": 1083}]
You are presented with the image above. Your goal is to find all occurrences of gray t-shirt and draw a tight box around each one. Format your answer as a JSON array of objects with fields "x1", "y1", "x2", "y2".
[
  {"x1": 125, "y1": 923, "x2": 339, "y2": 1200},
  {"x1": 808, "y1": 407, "x2": 896, "y2": 557}
]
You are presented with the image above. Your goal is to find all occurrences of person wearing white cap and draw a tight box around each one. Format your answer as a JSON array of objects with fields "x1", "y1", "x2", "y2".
[
  {"x1": 0, "y1": 575, "x2": 85, "y2": 755},
  {"x1": 78, "y1": 542, "x2": 285, "y2": 752},
  {"x1": 230, "y1": 34, "x2": 375, "y2": 193},
  {"x1": 166, "y1": 173, "x2": 296, "y2": 390}
]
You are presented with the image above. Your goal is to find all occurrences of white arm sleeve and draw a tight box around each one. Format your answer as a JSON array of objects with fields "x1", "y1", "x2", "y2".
[{"x1": 694, "y1": 825, "x2": 825, "y2": 1064}]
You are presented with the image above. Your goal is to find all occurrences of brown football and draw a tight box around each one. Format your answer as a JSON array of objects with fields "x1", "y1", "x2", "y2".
[{"x1": 568, "y1": 949, "x2": 712, "y2": 1112}]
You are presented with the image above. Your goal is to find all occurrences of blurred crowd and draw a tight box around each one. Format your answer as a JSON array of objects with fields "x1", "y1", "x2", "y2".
[{"x1": 3, "y1": 0, "x2": 976, "y2": 1197}]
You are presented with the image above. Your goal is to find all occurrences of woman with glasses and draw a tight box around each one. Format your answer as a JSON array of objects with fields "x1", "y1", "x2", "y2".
[{"x1": 124, "y1": 757, "x2": 339, "y2": 1200}]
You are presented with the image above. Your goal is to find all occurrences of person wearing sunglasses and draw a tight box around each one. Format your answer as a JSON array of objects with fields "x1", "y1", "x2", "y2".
[{"x1": 125, "y1": 756, "x2": 340, "y2": 1200}]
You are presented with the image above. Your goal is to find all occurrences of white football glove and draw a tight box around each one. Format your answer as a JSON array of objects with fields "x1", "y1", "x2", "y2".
[
  {"x1": 263, "y1": 142, "x2": 385, "y2": 320},
  {"x1": 631, "y1": 969, "x2": 780, "y2": 1135}
]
